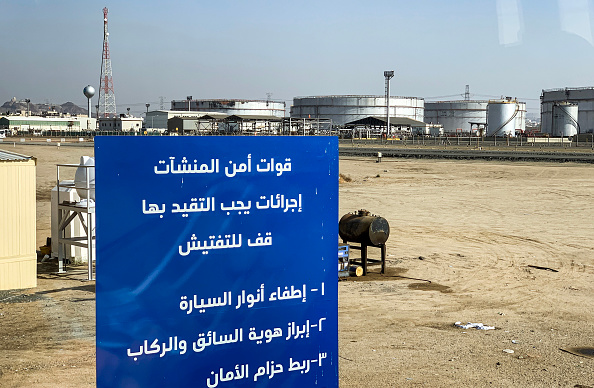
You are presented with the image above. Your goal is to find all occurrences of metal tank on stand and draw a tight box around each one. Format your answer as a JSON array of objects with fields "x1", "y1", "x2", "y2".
[{"x1": 339, "y1": 209, "x2": 390, "y2": 275}]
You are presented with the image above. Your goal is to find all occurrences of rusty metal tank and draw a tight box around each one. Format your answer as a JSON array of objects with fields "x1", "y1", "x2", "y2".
[{"x1": 339, "y1": 209, "x2": 390, "y2": 247}]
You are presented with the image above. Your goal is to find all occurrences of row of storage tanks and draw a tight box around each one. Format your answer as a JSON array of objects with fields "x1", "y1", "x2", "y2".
[
  {"x1": 291, "y1": 96, "x2": 528, "y2": 137},
  {"x1": 171, "y1": 96, "x2": 525, "y2": 136},
  {"x1": 171, "y1": 88, "x2": 594, "y2": 137},
  {"x1": 424, "y1": 99, "x2": 526, "y2": 137}
]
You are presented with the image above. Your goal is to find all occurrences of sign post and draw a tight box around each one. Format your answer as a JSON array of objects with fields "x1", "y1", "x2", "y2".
[{"x1": 95, "y1": 136, "x2": 338, "y2": 387}]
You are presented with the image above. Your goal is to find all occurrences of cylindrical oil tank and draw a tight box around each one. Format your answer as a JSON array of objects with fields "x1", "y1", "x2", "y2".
[
  {"x1": 170, "y1": 99, "x2": 286, "y2": 118},
  {"x1": 290, "y1": 95, "x2": 424, "y2": 126},
  {"x1": 552, "y1": 102, "x2": 579, "y2": 137},
  {"x1": 487, "y1": 99, "x2": 519, "y2": 137},
  {"x1": 540, "y1": 101, "x2": 554, "y2": 135},
  {"x1": 339, "y1": 210, "x2": 390, "y2": 247},
  {"x1": 541, "y1": 88, "x2": 594, "y2": 134},
  {"x1": 425, "y1": 100, "x2": 488, "y2": 134}
]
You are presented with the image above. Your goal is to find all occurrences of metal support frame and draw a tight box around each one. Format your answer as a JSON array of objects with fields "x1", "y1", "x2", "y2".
[
  {"x1": 56, "y1": 164, "x2": 95, "y2": 280},
  {"x1": 342, "y1": 241, "x2": 386, "y2": 276}
]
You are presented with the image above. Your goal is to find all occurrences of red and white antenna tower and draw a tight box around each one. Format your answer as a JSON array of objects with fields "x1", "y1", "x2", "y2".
[{"x1": 97, "y1": 7, "x2": 116, "y2": 118}]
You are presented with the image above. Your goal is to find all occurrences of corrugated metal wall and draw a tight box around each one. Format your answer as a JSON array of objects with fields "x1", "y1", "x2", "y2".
[{"x1": 0, "y1": 159, "x2": 37, "y2": 290}]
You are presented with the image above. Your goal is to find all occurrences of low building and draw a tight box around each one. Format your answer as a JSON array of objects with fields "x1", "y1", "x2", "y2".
[
  {"x1": 345, "y1": 116, "x2": 429, "y2": 137},
  {"x1": 145, "y1": 110, "x2": 226, "y2": 131},
  {"x1": 167, "y1": 114, "x2": 282, "y2": 135},
  {"x1": 98, "y1": 115, "x2": 143, "y2": 132},
  {"x1": 0, "y1": 150, "x2": 37, "y2": 290},
  {"x1": 0, "y1": 115, "x2": 96, "y2": 133}
]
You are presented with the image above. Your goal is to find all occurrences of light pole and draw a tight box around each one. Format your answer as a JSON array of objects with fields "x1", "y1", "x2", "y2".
[{"x1": 384, "y1": 71, "x2": 394, "y2": 143}]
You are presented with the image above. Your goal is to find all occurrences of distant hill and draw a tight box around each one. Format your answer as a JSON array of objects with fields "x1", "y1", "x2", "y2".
[{"x1": 1, "y1": 99, "x2": 87, "y2": 116}]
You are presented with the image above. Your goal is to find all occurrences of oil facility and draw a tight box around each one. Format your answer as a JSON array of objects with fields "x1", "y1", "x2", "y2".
[
  {"x1": 540, "y1": 87, "x2": 594, "y2": 136},
  {"x1": 425, "y1": 99, "x2": 526, "y2": 136}
]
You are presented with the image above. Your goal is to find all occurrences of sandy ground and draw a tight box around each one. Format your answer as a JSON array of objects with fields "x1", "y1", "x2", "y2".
[{"x1": 0, "y1": 143, "x2": 593, "y2": 387}]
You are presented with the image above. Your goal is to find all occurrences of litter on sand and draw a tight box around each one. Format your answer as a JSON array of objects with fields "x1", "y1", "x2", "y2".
[{"x1": 454, "y1": 322, "x2": 496, "y2": 330}]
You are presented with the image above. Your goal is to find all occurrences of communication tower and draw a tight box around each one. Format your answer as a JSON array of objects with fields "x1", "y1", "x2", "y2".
[{"x1": 97, "y1": 7, "x2": 116, "y2": 118}]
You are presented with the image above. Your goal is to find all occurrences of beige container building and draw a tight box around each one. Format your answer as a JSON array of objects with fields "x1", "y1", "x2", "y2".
[{"x1": 0, "y1": 149, "x2": 37, "y2": 290}]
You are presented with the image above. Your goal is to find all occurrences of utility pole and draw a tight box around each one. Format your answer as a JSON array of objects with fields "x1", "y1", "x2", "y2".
[{"x1": 384, "y1": 71, "x2": 394, "y2": 143}]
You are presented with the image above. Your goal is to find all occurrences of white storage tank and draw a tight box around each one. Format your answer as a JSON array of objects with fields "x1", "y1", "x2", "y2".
[
  {"x1": 553, "y1": 102, "x2": 579, "y2": 137},
  {"x1": 290, "y1": 95, "x2": 424, "y2": 126},
  {"x1": 425, "y1": 100, "x2": 488, "y2": 134},
  {"x1": 487, "y1": 99, "x2": 521, "y2": 137},
  {"x1": 171, "y1": 99, "x2": 286, "y2": 118}
]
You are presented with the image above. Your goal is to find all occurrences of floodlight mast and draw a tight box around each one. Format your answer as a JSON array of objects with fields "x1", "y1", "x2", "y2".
[{"x1": 384, "y1": 71, "x2": 394, "y2": 141}]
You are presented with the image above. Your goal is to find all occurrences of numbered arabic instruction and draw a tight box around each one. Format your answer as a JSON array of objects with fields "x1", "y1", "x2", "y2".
[{"x1": 95, "y1": 136, "x2": 338, "y2": 388}]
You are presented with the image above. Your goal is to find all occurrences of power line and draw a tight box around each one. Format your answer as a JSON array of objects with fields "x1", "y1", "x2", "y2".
[{"x1": 425, "y1": 94, "x2": 465, "y2": 100}]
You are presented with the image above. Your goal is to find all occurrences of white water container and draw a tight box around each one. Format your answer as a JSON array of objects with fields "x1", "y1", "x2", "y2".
[{"x1": 74, "y1": 156, "x2": 95, "y2": 200}]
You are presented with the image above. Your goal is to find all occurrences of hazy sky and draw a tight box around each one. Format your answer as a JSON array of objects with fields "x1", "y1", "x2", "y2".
[{"x1": 2, "y1": 0, "x2": 594, "y2": 116}]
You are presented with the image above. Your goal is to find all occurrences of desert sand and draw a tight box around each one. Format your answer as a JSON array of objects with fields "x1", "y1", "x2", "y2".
[{"x1": 0, "y1": 142, "x2": 592, "y2": 387}]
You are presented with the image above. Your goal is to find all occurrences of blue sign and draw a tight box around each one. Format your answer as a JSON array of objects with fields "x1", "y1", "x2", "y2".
[{"x1": 95, "y1": 136, "x2": 338, "y2": 388}]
